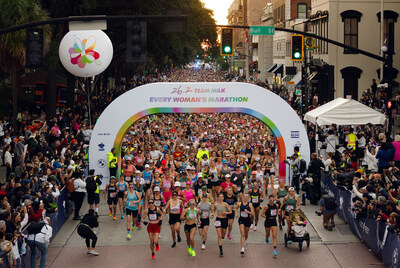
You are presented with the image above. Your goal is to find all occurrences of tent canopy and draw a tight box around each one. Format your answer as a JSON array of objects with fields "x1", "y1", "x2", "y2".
[{"x1": 304, "y1": 97, "x2": 387, "y2": 126}]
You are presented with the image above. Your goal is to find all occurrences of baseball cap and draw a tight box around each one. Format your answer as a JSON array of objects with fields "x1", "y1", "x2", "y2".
[
  {"x1": 251, "y1": 171, "x2": 257, "y2": 175},
  {"x1": 135, "y1": 170, "x2": 141, "y2": 174},
  {"x1": 145, "y1": 164, "x2": 150, "y2": 168},
  {"x1": 198, "y1": 173, "x2": 203, "y2": 178},
  {"x1": 222, "y1": 159, "x2": 227, "y2": 164},
  {"x1": 174, "y1": 181, "x2": 181, "y2": 187},
  {"x1": 201, "y1": 185, "x2": 208, "y2": 191},
  {"x1": 154, "y1": 186, "x2": 160, "y2": 192},
  {"x1": 225, "y1": 174, "x2": 231, "y2": 178},
  {"x1": 235, "y1": 164, "x2": 241, "y2": 168},
  {"x1": 288, "y1": 187, "x2": 295, "y2": 191}
]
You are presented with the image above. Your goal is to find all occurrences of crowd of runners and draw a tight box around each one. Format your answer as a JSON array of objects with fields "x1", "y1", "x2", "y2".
[{"x1": 100, "y1": 112, "x2": 306, "y2": 259}]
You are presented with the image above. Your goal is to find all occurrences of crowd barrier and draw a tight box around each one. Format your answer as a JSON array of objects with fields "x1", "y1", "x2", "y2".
[
  {"x1": 3, "y1": 187, "x2": 72, "y2": 268},
  {"x1": 321, "y1": 173, "x2": 400, "y2": 268}
]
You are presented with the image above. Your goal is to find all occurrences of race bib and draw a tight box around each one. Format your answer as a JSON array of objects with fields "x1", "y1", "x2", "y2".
[
  {"x1": 252, "y1": 197, "x2": 259, "y2": 203},
  {"x1": 149, "y1": 214, "x2": 157, "y2": 221},
  {"x1": 119, "y1": 186, "x2": 125, "y2": 191},
  {"x1": 270, "y1": 167, "x2": 275, "y2": 173},
  {"x1": 237, "y1": 186, "x2": 241, "y2": 191},
  {"x1": 129, "y1": 201, "x2": 136, "y2": 207},
  {"x1": 154, "y1": 200, "x2": 161, "y2": 207},
  {"x1": 214, "y1": 220, "x2": 221, "y2": 227},
  {"x1": 270, "y1": 209, "x2": 277, "y2": 216},
  {"x1": 240, "y1": 211, "x2": 248, "y2": 218},
  {"x1": 279, "y1": 197, "x2": 283, "y2": 203},
  {"x1": 189, "y1": 212, "x2": 196, "y2": 220},
  {"x1": 286, "y1": 205, "x2": 294, "y2": 212},
  {"x1": 202, "y1": 211, "x2": 209, "y2": 219},
  {"x1": 110, "y1": 193, "x2": 116, "y2": 198},
  {"x1": 198, "y1": 189, "x2": 203, "y2": 195}
]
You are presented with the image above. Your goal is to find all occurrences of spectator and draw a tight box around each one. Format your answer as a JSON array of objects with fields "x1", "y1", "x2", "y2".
[{"x1": 27, "y1": 217, "x2": 52, "y2": 268}]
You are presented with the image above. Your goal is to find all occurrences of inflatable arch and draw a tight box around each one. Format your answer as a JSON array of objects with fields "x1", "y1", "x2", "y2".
[{"x1": 89, "y1": 82, "x2": 310, "y2": 186}]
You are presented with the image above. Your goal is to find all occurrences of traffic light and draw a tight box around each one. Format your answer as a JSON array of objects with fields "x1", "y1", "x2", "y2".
[
  {"x1": 126, "y1": 21, "x2": 147, "y2": 62},
  {"x1": 26, "y1": 28, "x2": 43, "y2": 68},
  {"x1": 221, "y1": 28, "x2": 234, "y2": 56},
  {"x1": 291, "y1": 35, "x2": 304, "y2": 61}
]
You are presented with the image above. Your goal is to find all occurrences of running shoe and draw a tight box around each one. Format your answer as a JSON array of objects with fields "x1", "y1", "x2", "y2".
[
  {"x1": 90, "y1": 250, "x2": 99, "y2": 256},
  {"x1": 171, "y1": 242, "x2": 176, "y2": 248},
  {"x1": 188, "y1": 247, "x2": 192, "y2": 255},
  {"x1": 220, "y1": 250, "x2": 224, "y2": 256},
  {"x1": 156, "y1": 244, "x2": 160, "y2": 252},
  {"x1": 273, "y1": 249, "x2": 277, "y2": 257},
  {"x1": 240, "y1": 249, "x2": 245, "y2": 255},
  {"x1": 288, "y1": 240, "x2": 293, "y2": 244},
  {"x1": 151, "y1": 253, "x2": 155, "y2": 260},
  {"x1": 121, "y1": 214, "x2": 124, "y2": 219},
  {"x1": 177, "y1": 234, "x2": 182, "y2": 243},
  {"x1": 227, "y1": 234, "x2": 232, "y2": 240},
  {"x1": 158, "y1": 234, "x2": 162, "y2": 239},
  {"x1": 250, "y1": 224, "x2": 254, "y2": 230},
  {"x1": 113, "y1": 216, "x2": 116, "y2": 220},
  {"x1": 201, "y1": 244, "x2": 206, "y2": 250},
  {"x1": 282, "y1": 220, "x2": 285, "y2": 226},
  {"x1": 127, "y1": 233, "x2": 131, "y2": 239},
  {"x1": 137, "y1": 222, "x2": 142, "y2": 229},
  {"x1": 254, "y1": 226, "x2": 257, "y2": 231},
  {"x1": 191, "y1": 250, "x2": 196, "y2": 257},
  {"x1": 265, "y1": 238, "x2": 269, "y2": 244},
  {"x1": 109, "y1": 212, "x2": 112, "y2": 217},
  {"x1": 131, "y1": 225, "x2": 135, "y2": 232}
]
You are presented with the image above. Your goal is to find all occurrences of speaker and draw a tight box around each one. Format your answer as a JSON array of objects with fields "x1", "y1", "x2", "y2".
[{"x1": 26, "y1": 28, "x2": 43, "y2": 68}]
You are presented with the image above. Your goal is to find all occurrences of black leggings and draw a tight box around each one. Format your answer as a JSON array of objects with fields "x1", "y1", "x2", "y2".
[
  {"x1": 72, "y1": 192, "x2": 85, "y2": 218},
  {"x1": 77, "y1": 224, "x2": 97, "y2": 248}
]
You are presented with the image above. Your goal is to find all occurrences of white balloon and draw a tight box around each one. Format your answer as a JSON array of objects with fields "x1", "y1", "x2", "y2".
[{"x1": 59, "y1": 30, "x2": 113, "y2": 77}]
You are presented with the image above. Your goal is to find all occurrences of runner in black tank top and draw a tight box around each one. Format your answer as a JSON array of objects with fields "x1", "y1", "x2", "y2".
[
  {"x1": 236, "y1": 193, "x2": 254, "y2": 255},
  {"x1": 261, "y1": 195, "x2": 279, "y2": 257}
]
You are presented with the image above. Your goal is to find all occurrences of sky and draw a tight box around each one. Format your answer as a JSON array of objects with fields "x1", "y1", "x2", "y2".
[{"x1": 201, "y1": 0, "x2": 229, "y2": 25}]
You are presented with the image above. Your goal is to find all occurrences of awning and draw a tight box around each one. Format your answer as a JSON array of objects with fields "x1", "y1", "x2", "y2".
[
  {"x1": 271, "y1": 64, "x2": 283, "y2": 74},
  {"x1": 288, "y1": 72, "x2": 302, "y2": 86},
  {"x1": 283, "y1": 75, "x2": 294, "y2": 82},
  {"x1": 308, "y1": 71, "x2": 318, "y2": 80},
  {"x1": 267, "y1": 63, "x2": 277, "y2": 73}
]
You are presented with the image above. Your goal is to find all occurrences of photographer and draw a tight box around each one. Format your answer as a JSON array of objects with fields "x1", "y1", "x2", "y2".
[
  {"x1": 86, "y1": 170, "x2": 102, "y2": 215},
  {"x1": 286, "y1": 153, "x2": 300, "y2": 194}
]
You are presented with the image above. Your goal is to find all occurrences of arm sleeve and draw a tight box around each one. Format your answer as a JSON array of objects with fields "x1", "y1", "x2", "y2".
[
  {"x1": 20, "y1": 213, "x2": 29, "y2": 230},
  {"x1": 44, "y1": 226, "x2": 53, "y2": 244},
  {"x1": 352, "y1": 183, "x2": 364, "y2": 203}
]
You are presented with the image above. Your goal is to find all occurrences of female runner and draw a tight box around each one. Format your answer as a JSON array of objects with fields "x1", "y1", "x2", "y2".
[
  {"x1": 142, "y1": 198, "x2": 164, "y2": 259},
  {"x1": 104, "y1": 176, "x2": 118, "y2": 220},
  {"x1": 274, "y1": 181, "x2": 288, "y2": 230},
  {"x1": 249, "y1": 181, "x2": 264, "y2": 231},
  {"x1": 197, "y1": 193, "x2": 213, "y2": 250},
  {"x1": 181, "y1": 199, "x2": 198, "y2": 257},
  {"x1": 214, "y1": 193, "x2": 232, "y2": 256},
  {"x1": 279, "y1": 187, "x2": 301, "y2": 241},
  {"x1": 164, "y1": 191, "x2": 184, "y2": 248},
  {"x1": 124, "y1": 182, "x2": 141, "y2": 239},
  {"x1": 236, "y1": 193, "x2": 255, "y2": 255},
  {"x1": 261, "y1": 195, "x2": 279, "y2": 257},
  {"x1": 117, "y1": 175, "x2": 128, "y2": 219}
]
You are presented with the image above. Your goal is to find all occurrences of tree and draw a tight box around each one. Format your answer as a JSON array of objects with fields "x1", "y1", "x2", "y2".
[{"x1": 0, "y1": 0, "x2": 49, "y2": 128}]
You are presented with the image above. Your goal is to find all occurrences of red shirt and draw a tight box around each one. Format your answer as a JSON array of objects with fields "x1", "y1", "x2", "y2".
[{"x1": 221, "y1": 181, "x2": 234, "y2": 192}]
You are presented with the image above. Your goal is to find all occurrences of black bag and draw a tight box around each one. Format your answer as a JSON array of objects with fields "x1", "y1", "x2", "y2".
[
  {"x1": 85, "y1": 176, "x2": 97, "y2": 193},
  {"x1": 324, "y1": 196, "x2": 337, "y2": 210},
  {"x1": 299, "y1": 159, "x2": 307, "y2": 173},
  {"x1": 27, "y1": 221, "x2": 46, "y2": 235}
]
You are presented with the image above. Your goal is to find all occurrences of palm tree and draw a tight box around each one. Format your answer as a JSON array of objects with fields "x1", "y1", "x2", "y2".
[{"x1": 0, "y1": 0, "x2": 49, "y2": 128}]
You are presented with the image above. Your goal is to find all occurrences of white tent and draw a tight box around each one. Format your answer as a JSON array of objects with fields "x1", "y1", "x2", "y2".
[{"x1": 304, "y1": 97, "x2": 387, "y2": 126}]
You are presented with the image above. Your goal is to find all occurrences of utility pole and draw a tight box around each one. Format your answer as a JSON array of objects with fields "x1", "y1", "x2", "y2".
[{"x1": 301, "y1": 42, "x2": 308, "y2": 116}]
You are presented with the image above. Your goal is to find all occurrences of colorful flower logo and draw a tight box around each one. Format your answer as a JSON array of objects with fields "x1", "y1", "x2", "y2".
[{"x1": 68, "y1": 35, "x2": 101, "y2": 68}]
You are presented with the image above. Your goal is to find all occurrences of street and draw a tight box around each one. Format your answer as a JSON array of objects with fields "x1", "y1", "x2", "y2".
[{"x1": 47, "y1": 190, "x2": 384, "y2": 268}]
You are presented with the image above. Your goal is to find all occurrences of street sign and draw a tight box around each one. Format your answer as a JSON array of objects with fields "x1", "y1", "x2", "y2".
[
  {"x1": 296, "y1": 89, "x2": 302, "y2": 95},
  {"x1": 249, "y1": 26, "x2": 275, "y2": 36},
  {"x1": 305, "y1": 37, "x2": 315, "y2": 50}
]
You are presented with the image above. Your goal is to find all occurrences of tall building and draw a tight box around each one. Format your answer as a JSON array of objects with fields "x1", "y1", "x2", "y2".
[
  {"x1": 227, "y1": 0, "x2": 246, "y2": 73},
  {"x1": 269, "y1": 0, "x2": 311, "y2": 87},
  {"x1": 258, "y1": 3, "x2": 274, "y2": 83},
  {"x1": 309, "y1": 0, "x2": 400, "y2": 100}
]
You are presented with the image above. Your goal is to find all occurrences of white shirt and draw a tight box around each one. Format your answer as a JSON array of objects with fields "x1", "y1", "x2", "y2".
[
  {"x1": 150, "y1": 150, "x2": 163, "y2": 160},
  {"x1": 4, "y1": 151, "x2": 12, "y2": 166},
  {"x1": 27, "y1": 220, "x2": 53, "y2": 245},
  {"x1": 326, "y1": 134, "x2": 339, "y2": 153},
  {"x1": 74, "y1": 178, "x2": 87, "y2": 193}
]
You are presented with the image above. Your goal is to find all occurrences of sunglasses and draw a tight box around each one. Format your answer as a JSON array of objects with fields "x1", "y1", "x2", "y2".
[
  {"x1": 148, "y1": 202, "x2": 154, "y2": 204},
  {"x1": 189, "y1": 203, "x2": 195, "y2": 206},
  {"x1": 129, "y1": 186, "x2": 134, "y2": 188}
]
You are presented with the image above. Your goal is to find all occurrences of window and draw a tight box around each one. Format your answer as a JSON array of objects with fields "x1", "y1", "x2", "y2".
[
  {"x1": 298, "y1": 4, "x2": 307, "y2": 19},
  {"x1": 377, "y1": 11, "x2": 398, "y2": 47},
  {"x1": 341, "y1": 67, "x2": 362, "y2": 100},
  {"x1": 340, "y1": 10, "x2": 362, "y2": 53}
]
